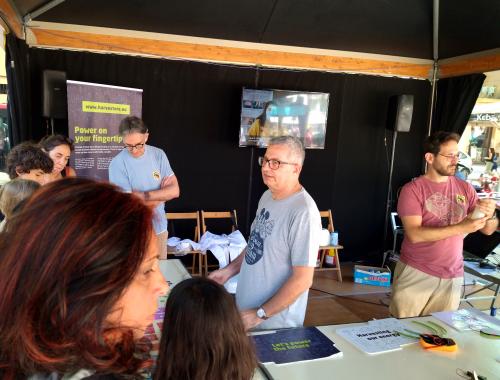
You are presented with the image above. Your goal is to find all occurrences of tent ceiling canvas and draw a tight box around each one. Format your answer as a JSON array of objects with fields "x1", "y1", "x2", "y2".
[{"x1": 12, "y1": 0, "x2": 500, "y2": 60}]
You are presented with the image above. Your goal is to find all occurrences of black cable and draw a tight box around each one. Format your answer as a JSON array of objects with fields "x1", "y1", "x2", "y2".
[
  {"x1": 258, "y1": 0, "x2": 279, "y2": 43},
  {"x1": 257, "y1": 363, "x2": 275, "y2": 380}
]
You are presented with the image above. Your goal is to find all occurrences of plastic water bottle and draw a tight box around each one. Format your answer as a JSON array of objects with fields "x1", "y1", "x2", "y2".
[
  {"x1": 471, "y1": 205, "x2": 485, "y2": 220},
  {"x1": 330, "y1": 232, "x2": 339, "y2": 246}
]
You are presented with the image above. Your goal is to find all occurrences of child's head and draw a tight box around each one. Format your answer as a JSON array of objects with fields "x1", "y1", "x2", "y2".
[
  {"x1": 6, "y1": 142, "x2": 53, "y2": 184},
  {"x1": 155, "y1": 277, "x2": 257, "y2": 380},
  {"x1": 0, "y1": 178, "x2": 40, "y2": 219}
]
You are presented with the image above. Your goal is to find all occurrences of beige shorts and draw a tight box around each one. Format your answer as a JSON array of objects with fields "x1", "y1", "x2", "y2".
[
  {"x1": 158, "y1": 231, "x2": 168, "y2": 260},
  {"x1": 389, "y1": 261, "x2": 463, "y2": 318}
]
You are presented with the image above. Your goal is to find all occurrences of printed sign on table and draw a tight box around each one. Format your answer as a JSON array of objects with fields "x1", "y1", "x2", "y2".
[
  {"x1": 336, "y1": 318, "x2": 417, "y2": 354},
  {"x1": 253, "y1": 326, "x2": 342, "y2": 365}
]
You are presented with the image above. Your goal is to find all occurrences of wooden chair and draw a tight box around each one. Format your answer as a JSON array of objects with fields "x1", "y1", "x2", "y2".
[
  {"x1": 200, "y1": 210, "x2": 238, "y2": 275},
  {"x1": 165, "y1": 211, "x2": 202, "y2": 275},
  {"x1": 316, "y1": 209, "x2": 343, "y2": 282},
  {"x1": 381, "y1": 212, "x2": 404, "y2": 267}
]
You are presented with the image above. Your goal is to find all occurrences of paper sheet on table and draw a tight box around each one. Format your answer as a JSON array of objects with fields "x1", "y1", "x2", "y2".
[
  {"x1": 432, "y1": 308, "x2": 500, "y2": 331},
  {"x1": 336, "y1": 318, "x2": 417, "y2": 354}
]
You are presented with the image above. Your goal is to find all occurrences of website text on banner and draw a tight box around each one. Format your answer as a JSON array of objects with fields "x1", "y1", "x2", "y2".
[{"x1": 67, "y1": 81, "x2": 143, "y2": 180}]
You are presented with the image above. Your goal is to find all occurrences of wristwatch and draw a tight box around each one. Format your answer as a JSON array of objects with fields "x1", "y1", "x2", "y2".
[
  {"x1": 143, "y1": 191, "x2": 150, "y2": 201},
  {"x1": 256, "y1": 307, "x2": 268, "y2": 320}
]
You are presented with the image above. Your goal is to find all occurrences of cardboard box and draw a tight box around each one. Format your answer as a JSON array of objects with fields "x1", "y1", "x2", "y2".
[{"x1": 353, "y1": 265, "x2": 391, "y2": 287}]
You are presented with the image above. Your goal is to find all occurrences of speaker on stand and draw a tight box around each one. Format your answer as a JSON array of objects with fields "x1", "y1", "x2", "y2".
[
  {"x1": 382, "y1": 95, "x2": 414, "y2": 266},
  {"x1": 42, "y1": 70, "x2": 67, "y2": 135}
]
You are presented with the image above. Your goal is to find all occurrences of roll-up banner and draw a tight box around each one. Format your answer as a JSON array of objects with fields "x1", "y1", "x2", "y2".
[{"x1": 67, "y1": 81, "x2": 143, "y2": 180}]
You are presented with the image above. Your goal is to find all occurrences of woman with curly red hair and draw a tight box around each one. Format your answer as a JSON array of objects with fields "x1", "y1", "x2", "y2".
[{"x1": 0, "y1": 178, "x2": 168, "y2": 379}]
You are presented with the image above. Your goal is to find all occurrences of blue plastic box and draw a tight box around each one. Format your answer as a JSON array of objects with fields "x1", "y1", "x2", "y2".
[{"x1": 353, "y1": 265, "x2": 391, "y2": 287}]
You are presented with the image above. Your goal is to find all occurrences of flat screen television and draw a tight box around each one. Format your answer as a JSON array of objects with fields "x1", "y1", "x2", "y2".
[{"x1": 239, "y1": 88, "x2": 330, "y2": 149}]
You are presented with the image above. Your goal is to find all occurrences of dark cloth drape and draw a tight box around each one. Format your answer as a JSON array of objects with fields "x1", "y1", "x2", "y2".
[
  {"x1": 432, "y1": 73, "x2": 486, "y2": 135},
  {"x1": 26, "y1": 48, "x2": 432, "y2": 261},
  {"x1": 5, "y1": 34, "x2": 32, "y2": 146}
]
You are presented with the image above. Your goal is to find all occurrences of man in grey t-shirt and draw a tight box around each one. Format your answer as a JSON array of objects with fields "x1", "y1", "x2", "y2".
[{"x1": 209, "y1": 136, "x2": 321, "y2": 330}]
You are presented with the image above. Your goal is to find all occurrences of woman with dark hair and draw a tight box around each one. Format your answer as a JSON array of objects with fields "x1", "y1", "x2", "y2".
[
  {"x1": 248, "y1": 101, "x2": 275, "y2": 139},
  {"x1": 155, "y1": 277, "x2": 257, "y2": 380},
  {"x1": 485, "y1": 147, "x2": 497, "y2": 173},
  {"x1": 488, "y1": 147, "x2": 498, "y2": 172},
  {"x1": 39, "y1": 134, "x2": 77, "y2": 181},
  {"x1": 0, "y1": 178, "x2": 168, "y2": 379}
]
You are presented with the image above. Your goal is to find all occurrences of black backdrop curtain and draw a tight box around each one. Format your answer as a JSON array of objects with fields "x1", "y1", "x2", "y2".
[
  {"x1": 5, "y1": 34, "x2": 32, "y2": 145},
  {"x1": 22, "y1": 45, "x2": 431, "y2": 262},
  {"x1": 432, "y1": 73, "x2": 486, "y2": 135}
]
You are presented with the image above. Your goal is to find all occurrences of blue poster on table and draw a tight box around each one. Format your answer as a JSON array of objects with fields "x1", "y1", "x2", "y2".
[{"x1": 252, "y1": 326, "x2": 342, "y2": 365}]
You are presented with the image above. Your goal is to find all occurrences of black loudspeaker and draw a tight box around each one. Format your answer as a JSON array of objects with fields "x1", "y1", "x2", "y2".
[
  {"x1": 387, "y1": 94, "x2": 414, "y2": 132},
  {"x1": 42, "y1": 70, "x2": 67, "y2": 119}
]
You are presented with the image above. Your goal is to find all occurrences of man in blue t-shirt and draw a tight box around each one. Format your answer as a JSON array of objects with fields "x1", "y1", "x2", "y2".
[{"x1": 109, "y1": 116, "x2": 180, "y2": 258}]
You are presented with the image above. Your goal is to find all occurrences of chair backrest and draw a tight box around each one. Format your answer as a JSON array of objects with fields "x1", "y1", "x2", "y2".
[
  {"x1": 201, "y1": 210, "x2": 238, "y2": 235},
  {"x1": 319, "y1": 209, "x2": 334, "y2": 232},
  {"x1": 166, "y1": 211, "x2": 200, "y2": 241},
  {"x1": 390, "y1": 212, "x2": 403, "y2": 231}
]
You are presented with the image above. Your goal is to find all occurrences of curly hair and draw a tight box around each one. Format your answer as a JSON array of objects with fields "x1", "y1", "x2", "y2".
[
  {"x1": 6, "y1": 142, "x2": 53, "y2": 179},
  {"x1": 0, "y1": 178, "x2": 154, "y2": 379}
]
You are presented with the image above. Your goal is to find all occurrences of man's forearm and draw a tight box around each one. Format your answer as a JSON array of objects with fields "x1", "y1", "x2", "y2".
[
  {"x1": 261, "y1": 267, "x2": 314, "y2": 318},
  {"x1": 207, "y1": 249, "x2": 245, "y2": 285},
  {"x1": 143, "y1": 175, "x2": 180, "y2": 202},
  {"x1": 405, "y1": 224, "x2": 466, "y2": 244},
  {"x1": 148, "y1": 185, "x2": 179, "y2": 202},
  {"x1": 224, "y1": 250, "x2": 245, "y2": 277},
  {"x1": 480, "y1": 217, "x2": 498, "y2": 235}
]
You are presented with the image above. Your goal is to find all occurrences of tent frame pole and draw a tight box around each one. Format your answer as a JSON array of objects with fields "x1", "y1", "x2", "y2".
[{"x1": 427, "y1": 0, "x2": 439, "y2": 138}]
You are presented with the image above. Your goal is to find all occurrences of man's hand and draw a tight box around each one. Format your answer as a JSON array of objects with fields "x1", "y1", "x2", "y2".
[
  {"x1": 207, "y1": 267, "x2": 232, "y2": 285},
  {"x1": 475, "y1": 198, "x2": 497, "y2": 219},
  {"x1": 132, "y1": 191, "x2": 161, "y2": 209},
  {"x1": 458, "y1": 214, "x2": 488, "y2": 233},
  {"x1": 241, "y1": 309, "x2": 263, "y2": 331},
  {"x1": 208, "y1": 251, "x2": 245, "y2": 284},
  {"x1": 132, "y1": 190, "x2": 145, "y2": 200}
]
